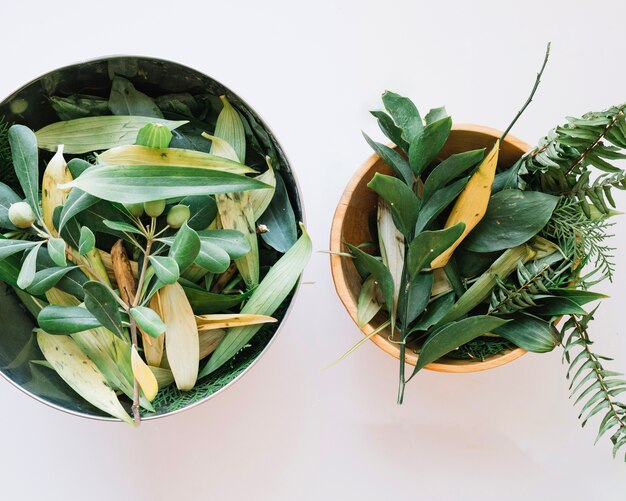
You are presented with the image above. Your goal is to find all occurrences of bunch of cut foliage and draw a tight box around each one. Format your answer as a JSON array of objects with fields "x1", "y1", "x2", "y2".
[
  {"x1": 340, "y1": 47, "x2": 626, "y2": 460},
  {"x1": 0, "y1": 68, "x2": 310, "y2": 424}
]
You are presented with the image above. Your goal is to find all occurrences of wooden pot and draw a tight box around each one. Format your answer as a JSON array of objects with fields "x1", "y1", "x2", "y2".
[{"x1": 330, "y1": 124, "x2": 531, "y2": 373}]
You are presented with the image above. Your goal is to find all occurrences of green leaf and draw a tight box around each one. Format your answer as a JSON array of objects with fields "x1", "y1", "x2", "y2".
[
  {"x1": 102, "y1": 219, "x2": 143, "y2": 235},
  {"x1": 17, "y1": 242, "x2": 43, "y2": 289},
  {"x1": 66, "y1": 158, "x2": 92, "y2": 178},
  {"x1": 407, "y1": 223, "x2": 466, "y2": 280},
  {"x1": 38, "y1": 305, "x2": 102, "y2": 334},
  {"x1": 259, "y1": 173, "x2": 298, "y2": 253},
  {"x1": 357, "y1": 275, "x2": 383, "y2": 327},
  {"x1": 370, "y1": 110, "x2": 409, "y2": 152},
  {"x1": 200, "y1": 224, "x2": 312, "y2": 376},
  {"x1": 36, "y1": 331, "x2": 133, "y2": 425},
  {"x1": 130, "y1": 306, "x2": 166, "y2": 338},
  {"x1": 367, "y1": 173, "x2": 419, "y2": 239},
  {"x1": 0, "y1": 182, "x2": 22, "y2": 229},
  {"x1": 534, "y1": 296, "x2": 587, "y2": 316},
  {"x1": 148, "y1": 256, "x2": 180, "y2": 284},
  {"x1": 59, "y1": 188, "x2": 98, "y2": 231},
  {"x1": 47, "y1": 237, "x2": 67, "y2": 267},
  {"x1": 362, "y1": 132, "x2": 412, "y2": 185},
  {"x1": 410, "y1": 291, "x2": 455, "y2": 332},
  {"x1": 414, "y1": 176, "x2": 469, "y2": 234},
  {"x1": 83, "y1": 281, "x2": 125, "y2": 338},
  {"x1": 424, "y1": 107, "x2": 448, "y2": 125},
  {"x1": 135, "y1": 123, "x2": 172, "y2": 148},
  {"x1": 0, "y1": 239, "x2": 39, "y2": 260},
  {"x1": 212, "y1": 96, "x2": 246, "y2": 163},
  {"x1": 168, "y1": 222, "x2": 201, "y2": 272},
  {"x1": 408, "y1": 117, "x2": 452, "y2": 176},
  {"x1": 422, "y1": 149, "x2": 484, "y2": 202},
  {"x1": 347, "y1": 244, "x2": 394, "y2": 315},
  {"x1": 464, "y1": 189, "x2": 559, "y2": 252},
  {"x1": 63, "y1": 164, "x2": 270, "y2": 204},
  {"x1": 183, "y1": 286, "x2": 254, "y2": 315},
  {"x1": 26, "y1": 266, "x2": 77, "y2": 296},
  {"x1": 108, "y1": 76, "x2": 163, "y2": 118},
  {"x1": 35, "y1": 116, "x2": 188, "y2": 154},
  {"x1": 381, "y1": 91, "x2": 423, "y2": 143},
  {"x1": 415, "y1": 316, "x2": 510, "y2": 372},
  {"x1": 195, "y1": 240, "x2": 230, "y2": 273},
  {"x1": 7, "y1": 125, "x2": 40, "y2": 218},
  {"x1": 398, "y1": 271, "x2": 433, "y2": 332},
  {"x1": 76, "y1": 201, "x2": 135, "y2": 239},
  {"x1": 548, "y1": 288, "x2": 608, "y2": 306},
  {"x1": 78, "y1": 226, "x2": 95, "y2": 255},
  {"x1": 492, "y1": 313, "x2": 558, "y2": 352},
  {"x1": 197, "y1": 229, "x2": 251, "y2": 259},
  {"x1": 180, "y1": 195, "x2": 217, "y2": 230},
  {"x1": 492, "y1": 158, "x2": 524, "y2": 193}
]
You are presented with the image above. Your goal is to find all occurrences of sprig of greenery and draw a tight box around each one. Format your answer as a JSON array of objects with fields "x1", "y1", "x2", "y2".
[
  {"x1": 0, "y1": 117, "x2": 18, "y2": 189},
  {"x1": 542, "y1": 197, "x2": 616, "y2": 282},
  {"x1": 562, "y1": 311, "x2": 626, "y2": 460},
  {"x1": 523, "y1": 105, "x2": 626, "y2": 216}
]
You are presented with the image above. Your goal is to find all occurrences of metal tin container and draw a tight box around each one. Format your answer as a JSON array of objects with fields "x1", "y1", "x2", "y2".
[{"x1": 0, "y1": 56, "x2": 304, "y2": 421}]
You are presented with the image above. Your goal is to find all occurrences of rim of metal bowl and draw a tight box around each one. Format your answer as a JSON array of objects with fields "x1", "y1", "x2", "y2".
[{"x1": 0, "y1": 54, "x2": 307, "y2": 423}]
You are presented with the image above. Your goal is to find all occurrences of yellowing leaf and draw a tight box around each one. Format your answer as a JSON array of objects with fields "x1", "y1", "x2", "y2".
[
  {"x1": 41, "y1": 145, "x2": 72, "y2": 236},
  {"x1": 431, "y1": 141, "x2": 499, "y2": 269},
  {"x1": 97, "y1": 145, "x2": 254, "y2": 175},
  {"x1": 37, "y1": 330, "x2": 133, "y2": 425},
  {"x1": 195, "y1": 313, "x2": 277, "y2": 331},
  {"x1": 159, "y1": 282, "x2": 199, "y2": 390},
  {"x1": 131, "y1": 345, "x2": 158, "y2": 401}
]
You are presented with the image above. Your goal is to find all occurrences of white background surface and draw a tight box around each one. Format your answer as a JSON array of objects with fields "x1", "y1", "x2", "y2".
[{"x1": 1, "y1": 1, "x2": 626, "y2": 499}]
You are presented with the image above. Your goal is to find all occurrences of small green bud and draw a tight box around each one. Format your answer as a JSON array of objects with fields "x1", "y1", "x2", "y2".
[
  {"x1": 166, "y1": 205, "x2": 191, "y2": 229},
  {"x1": 144, "y1": 200, "x2": 166, "y2": 218},
  {"x1": 125, "y1": 203, "x2": 144, "y2": 218},
  {"x1": 8, "y1": 202, "x2": 35, "y2": 229}
]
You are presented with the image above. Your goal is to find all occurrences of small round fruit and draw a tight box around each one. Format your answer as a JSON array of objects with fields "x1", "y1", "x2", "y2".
[
  {"x1": 144, "y1": 200, "x2": 166, "y2": 218},
  {"x1": 125, "y1": 203, "x2": 144, "y2": 218},
  {"x1": 166, "y1": 205, "x2": 191, "y2": 229},
  {"x1": 8, "y1": 202, "x2": 35, "y2": 229}
]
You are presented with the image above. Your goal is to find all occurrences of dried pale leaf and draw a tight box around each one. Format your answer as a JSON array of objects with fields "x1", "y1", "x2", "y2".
[
  {"x1": 35, "y1": 116, "x2": 188, "y2": 154},
  {"x1": 131, "y1": 345, "x2": 158, "y2": 401},
  {"x1": 377, "y1": 199, "x2": 404, "y2": 314},
  {"x1": 250, "y1": 157, "x2": 277, "y2": 220},
  {"x1": 212, "y1": 95, "x2": 246, "y2": 163},
  {"x1": 149, "y1": 366, "x2": 175, "y2": 388},
  {"x1": 41, "y1": 145, "x2": 72, "y2": 237},
  {"x1": 202, "y1": 132, "x2": 239, "y2": 162},
  {"x1": 143, "y1": 291, "x2": 166, "y2": 367},
  {"x1": 97, "y1": 145, "x2": 254, "y2": 175},
  {"x1": 357, "y1": 275, "x2": 384, "y2": 327},
  {"x1": 216, "y1": 191, "x2": 258, "y2": 289},
  {"x1": 159, "y1": 283, "x2": 199, "y2": 390},
  {"x1": 199, "y1": 329, "x2": 225, "y2": 360},
  {"x1": 37, "y1": 330, "x2": 133, "y2": 424},
  {"x1": 195, "y1": 313, "x2": 277, "y2": 331},
  {"x1": 431, "y1": 269, "x2": 452, "y2": 296}
]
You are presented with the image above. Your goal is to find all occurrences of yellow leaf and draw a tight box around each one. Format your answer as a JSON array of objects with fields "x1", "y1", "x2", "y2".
[
  {"x1": 431, "y1": 141, "x2": 499, "y2": 269},
  {"x1": 131, "y1": 345, "x2": 159, "y2": 401},
  {"x1": 41, "y1": 145, "x2": 71, "y2": 236},
  {"x1": 159, "y1": 283, "x2": 199, "y2": 390},
  {"x1": 195, "y1": 313, "x2": 277, "y2": 331}
]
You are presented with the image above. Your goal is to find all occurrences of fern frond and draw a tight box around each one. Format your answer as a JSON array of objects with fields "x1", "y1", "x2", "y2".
[
  {"x1": 0, "y1": 116, "x2": 18, "y2": 188},
  {"x1": 524, "y1": 105, "x2": 626, "y2": 215},
  {"x1": 561, "y1": 311, "x2": 626, "y2": 461},
  {"x1": 488, "y1": 260, "x2": 569, "y2": 315},
  {"x1": 542, "y1": 197, "x2": 616, "y2": 283}
]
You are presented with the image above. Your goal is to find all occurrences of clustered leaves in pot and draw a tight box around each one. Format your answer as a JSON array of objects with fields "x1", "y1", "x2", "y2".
[
  {"x1": 0, "y1": 69, "x2": 311, "y2": 425},
  {"x1": 344, "y1": 87, "x2": 626, "y2": 460}
]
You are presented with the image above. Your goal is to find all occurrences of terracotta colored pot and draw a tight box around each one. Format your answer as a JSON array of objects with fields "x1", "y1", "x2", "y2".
[{"x1": 330, "y1": 124, "x2": 531, "y2": 373}]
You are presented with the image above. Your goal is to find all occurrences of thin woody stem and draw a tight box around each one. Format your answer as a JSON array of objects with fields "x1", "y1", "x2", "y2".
[
  {"x1": 500, "y1": 42, "x2": 551, "y2": 142},
  {"x1": 124, "y1": 286, "x2": 141, "y2": 426}
]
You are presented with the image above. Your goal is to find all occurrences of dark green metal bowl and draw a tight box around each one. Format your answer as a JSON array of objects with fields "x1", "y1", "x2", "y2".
[{"x1": 0, "y1": 56, "x2": 304, "y2": 422}]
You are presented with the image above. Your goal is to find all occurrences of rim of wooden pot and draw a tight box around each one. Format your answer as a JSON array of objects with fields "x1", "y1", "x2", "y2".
[{"x1": 330, "y1": 123, "x2": 530, "y2": 373}]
